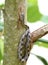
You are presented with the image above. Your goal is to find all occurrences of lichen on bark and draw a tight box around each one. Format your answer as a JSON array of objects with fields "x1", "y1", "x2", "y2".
[{"x1": 4, "y1": 0, "x2": 27, "y2": 65}]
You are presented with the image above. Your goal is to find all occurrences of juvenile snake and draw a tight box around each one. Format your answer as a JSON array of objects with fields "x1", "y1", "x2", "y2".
[{"x1": 18, "y1": 28, "x2": 31, "y2": 62}]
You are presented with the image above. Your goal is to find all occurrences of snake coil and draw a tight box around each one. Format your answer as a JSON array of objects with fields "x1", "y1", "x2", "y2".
[{"x1": 18, "y1": 28, "x2": 31, "y2": 62}]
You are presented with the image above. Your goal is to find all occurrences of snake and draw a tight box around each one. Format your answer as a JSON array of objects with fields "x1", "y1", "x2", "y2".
[
  {"x1": 18, "y1": 27, "x2": 31, "y2": 62},
  {"x1": 17, "y1": 6, "x2": 31, "y2": 62}
]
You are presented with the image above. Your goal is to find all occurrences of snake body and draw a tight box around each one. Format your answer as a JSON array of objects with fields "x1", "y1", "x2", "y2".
[
  {"x1": 18, "y1": 28, "x2": 31, "y2": 62},
  {"x1": 18, "y1": 6, "x2": 31, "y2": 62}
]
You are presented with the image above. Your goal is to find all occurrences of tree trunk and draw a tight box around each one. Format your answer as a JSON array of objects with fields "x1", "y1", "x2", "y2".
[
  {"x1": 3, "y1": 0, "x2": 48, "y2": 65},
  {"x1": 4, "y1": 0, "x2": 27, "y2": 65}
]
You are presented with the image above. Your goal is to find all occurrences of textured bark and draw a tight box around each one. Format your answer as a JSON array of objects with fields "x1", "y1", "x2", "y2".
[
  {"x1": 30, "y1": 24, "x2": 48, "y2": 43},
  {"x1": 4, "y1": 0, "x2": 27, "y2": 65}
]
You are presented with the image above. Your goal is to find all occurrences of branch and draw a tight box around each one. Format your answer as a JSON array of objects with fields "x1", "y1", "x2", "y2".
[{"x1": 30, "y1": 24, "x2": 48, "y2": 43}]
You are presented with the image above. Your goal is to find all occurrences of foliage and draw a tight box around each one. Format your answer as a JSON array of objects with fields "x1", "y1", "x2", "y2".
[
  {"x1": 0, "y1": 4, "x2": 4, "y2": 9},
  {"x1": 27, "y1": 5, "x2": 42, "y2": 22},
  {"x1": 34, "y1": 54, "x2": 48, "y2": 65},
  {"x1": 35, "y1": 39, "x2": 48, "y2": 48},
  {"x1": 35, "y1": 42, "x2": 48, "y2": 48},
  {"x1": 27, "y1": 0, "x2": 42, "y2": 22},
  {"x1": 28, "y1": 0, "x2": 37, "y2": 5},
  {"x1": 27, "y1": 0, "x2": 48, "y2": 23}
]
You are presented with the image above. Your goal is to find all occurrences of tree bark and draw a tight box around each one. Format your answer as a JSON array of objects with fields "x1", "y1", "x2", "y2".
[
  {"x1": 30, "y1": 24, "x2": 48, "y2": 43},
  {"x1": 4, "y1": 0, "x2": 27, "y2": 65}
]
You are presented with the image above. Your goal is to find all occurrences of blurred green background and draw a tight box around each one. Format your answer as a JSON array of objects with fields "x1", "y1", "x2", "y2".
[{"x1": 27, "y1": 0, "x2": 48, "y2": 23}]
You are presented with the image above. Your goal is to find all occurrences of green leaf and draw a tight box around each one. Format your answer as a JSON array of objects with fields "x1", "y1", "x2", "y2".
[
  {"x1": 36, "y1": 55, "x2": 48, "y2": 65},
  {"x1": 27, "y1": 6, "x2": 42, "y2": 22},
  {"x1": 27, "y1": 0, "x2": 42, "y2": 22},
  {"x1": 0, "y1": 4, "x2": 4, "y2": 9},
  {"x1": 28, "y1": 0, "x2": 37, "y2": 5},
  {"x1": 33, "y1": 54, "x2": 48, "y2": 65}
]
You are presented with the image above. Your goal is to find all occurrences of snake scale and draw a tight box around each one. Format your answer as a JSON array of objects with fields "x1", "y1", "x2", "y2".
[
  {"x1": 18, "y1": 5, "x2": 31, "y2": 62},
  {"x1": 18, "y1": 28, "x2": 31, "y2": 62}
]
